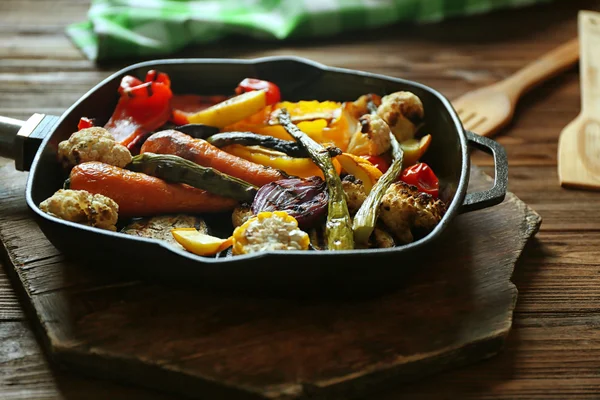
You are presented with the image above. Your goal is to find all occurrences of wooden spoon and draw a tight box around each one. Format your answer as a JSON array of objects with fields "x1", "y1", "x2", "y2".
[
  {"x1": 558, "y1": 11, "x2": 600, "y2": 190},
  {"x1": 453, "y1": 38, "x2": 579, "y2": 137}
]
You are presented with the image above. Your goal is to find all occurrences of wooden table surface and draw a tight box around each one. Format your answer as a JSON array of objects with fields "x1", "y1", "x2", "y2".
[{"x1": 2, "y1": 1, "x2": 600, "y2": 399}]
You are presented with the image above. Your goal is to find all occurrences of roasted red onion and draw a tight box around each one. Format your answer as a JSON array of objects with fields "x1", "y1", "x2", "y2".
[{"x1": 251, "y1": 177, "x2": 328, "y2": 228}]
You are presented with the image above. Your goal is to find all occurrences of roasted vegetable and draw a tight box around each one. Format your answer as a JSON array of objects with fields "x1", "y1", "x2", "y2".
[
  {"x1": 222, "y1": 144, "x2": 341, "y2": 179},
  {"x1": 235, "y1": 78, "x2": 281, "y2": 105},
  {"x1": 170, "y1": 94, "x2": 229, "y2": 126},
  {"x1": 380, "y1": 181, "x2": 445, "y2": 244},
  {"x1": 232, "y1": 204, "x2": 253, "y2": 228},
  {"x1": 370, "y1": 227, "x2": 396, "y2": 248},
  {"x1": 171, "y1": 228, "x2": 232, "y2": 256},
  {"x1": 349, "y1": 94, "x2": 382, "y2": 118},
  {"x1": 352, "y1": 130, "x2": 404, "y2": 245},
  {"x1": 279, "y1": 109, "x2": 354, "y2": 251},
  {"x1": 208, "y1": 132, "x2": 325, "y2": 158},
  {"x1": 39, "y1": 189, "x2": 118, "y2": 231},
  {"x1": 122, "y1": 215, "x2": 209, "y2": 248},
  {"x1": 128, "y1": 153, "x2": 257, "y2": 202},
  {"x1": 377, "y1": 91, "x2": 424, "y2": 142},
  {"x1": 187, "y1": 90, "x2": 267, "y2": 128},
  {"x1": 361, "y1": 154, "x2": 391, "y2": 174},
  {"x1": 336, "y1": 153, "x2": 382, "y2": 194},
  {"x1": 251, "y1": 177, "x2": 328, "y2": 229},
  {"x1": 174, "y1": 123, "x2": 220, "y2": 139},
  {"x1": 401, "y1": 134, "x2": 432, "y2": 167},
  {"x1": 232, "y1": 211, "x2": 310, "y2": 255},
  {"x1": 223, "y1": 100, "x2": 359, "y2": 150},
  {"x1": 341, "y1": 175, "x2": 368, "y2": 215},
  {"x1": 346, "y1": 113, "x2": 392, "y2": 156},
  {"x1": 58, "y1": 127, "x2": 132, "y2": 169},
  {"x1": 105, "y1": 70, "x2": 173, "y2": 150},
  {"x1": 140, "y1": 130, "x2": 287, "y2": 187},
  {"x1": 77, "y1": 117, "x2": 94, "y2": 130},
  {"x1": 399, "y1": 162, "x2": 440, "y2": 198},
  {"x1": 68, "y1": 162, "x2": 237, "y2": 217}
]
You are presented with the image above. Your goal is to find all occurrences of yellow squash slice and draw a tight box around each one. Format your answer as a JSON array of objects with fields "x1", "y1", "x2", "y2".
[{"x1": 171, "y1": 228, "x2": 232, "y2": 256}]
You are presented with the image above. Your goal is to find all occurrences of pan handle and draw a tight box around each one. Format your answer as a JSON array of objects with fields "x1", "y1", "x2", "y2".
[
  {"x1": 0, "y1": 114, "x2": 59, "y2": 171},
  {"x1": 0, "y1": 116, "x2": 25, "y2": 157},
  {"x1": 460, "y1": 130, "x2": 508, "y2": 213}
]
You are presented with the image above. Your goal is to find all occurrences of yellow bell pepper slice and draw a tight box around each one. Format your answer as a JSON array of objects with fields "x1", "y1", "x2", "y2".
[
  {"x1": 171, "y1": 228, "x2": 232, "y2": 256},
  {"x1": 401, "y1": 134, "x2": 432, "y2": 167},
  {"x1": 222, "y1": 144, "x2": 342, "y2": 179},
  {"x1": 187, "y1": 90, "x2": 267, "y2": 128},
  {"x1": 222, "y1": 101, "x2": 359, "y2": 151},
  {"x1": 336, "y1": 153, "x2": 383, "y2": 194}
]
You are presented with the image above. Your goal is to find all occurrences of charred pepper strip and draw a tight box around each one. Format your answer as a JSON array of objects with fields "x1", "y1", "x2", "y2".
[
  {"x1": 278, "y1": 109, "x2": 354, "y2": 250},
  {"x1": 352, "y1": 131, "x2": 404, "y2": 245},
  {"x1": 208, "y1": 132, "x2": 341, "y2": 158},
  {"x1": 128, "y1": 153, "x2": 257, "y2": 203},
  {"x1": 208, "y1": 132, "x2": 307, "y2": 157}
]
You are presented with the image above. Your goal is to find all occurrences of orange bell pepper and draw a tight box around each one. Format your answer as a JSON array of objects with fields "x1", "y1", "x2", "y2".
[{"x1": 222, "y1": 101, "x2": 360, "y2": 151}]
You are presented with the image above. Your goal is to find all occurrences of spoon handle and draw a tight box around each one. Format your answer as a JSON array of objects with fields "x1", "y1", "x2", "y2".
[{"x1": 498, "y1": 38, "x2": 579, "y2": 99}]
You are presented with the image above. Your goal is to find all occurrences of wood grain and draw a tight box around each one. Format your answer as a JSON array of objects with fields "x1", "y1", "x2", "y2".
[
  {"x1": 1, "y1": 0, "x2": 600, "y2": 398},
  {"x1": 0, "y1": 158, "x2": 539, "y2": 399}
]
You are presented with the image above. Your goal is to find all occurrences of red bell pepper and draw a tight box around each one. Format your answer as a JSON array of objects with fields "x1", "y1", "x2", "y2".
[
  {"x1": 104, "y1": 70, "x2": 173, "y2": 150},
  {"x1": 361, "y1": 154, "x2": 391, "y2": 174},
  {"x1": 235, "y1": 78, "x2": 281, "y2": 105},
  {"x1": 77, "y1": 117, "x2": 95, "y2": 131},
  {"x1": 400, "y1": 162, "x2": 440, "y2": 198}
]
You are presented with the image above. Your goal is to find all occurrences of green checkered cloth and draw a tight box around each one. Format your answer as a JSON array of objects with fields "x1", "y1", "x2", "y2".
[{"x1": 67, "y1": 0, "x2": 552, "y2": 62}]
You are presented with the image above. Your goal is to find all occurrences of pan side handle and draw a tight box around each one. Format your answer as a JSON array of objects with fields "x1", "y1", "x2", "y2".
[
  {"x1": 459, "y1": 130, "x2": 508, "y2": 213},
  {"x1": 0, "y1": 114, "x2": 59, "y2": 171}
]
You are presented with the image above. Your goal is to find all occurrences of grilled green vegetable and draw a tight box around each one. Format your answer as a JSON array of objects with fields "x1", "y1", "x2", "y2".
[
  {"x1": 128, "y1": 152, "x2": 257, "y2": 202},
  {"x1": 208, "y1": 132, "x2": 305, "y2": 157},
  {"x1": 207, "y1": 132, "x2": 341, "y2": 158},
  {"x1": 278, "y1": 109, "x2": 354, "y2": 251},
  {"x1": 352, "y1": 132, "x2": 404, "y2": 245}
]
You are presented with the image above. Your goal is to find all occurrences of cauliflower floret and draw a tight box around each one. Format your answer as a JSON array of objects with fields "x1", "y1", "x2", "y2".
[
  {"x1": 346, "y1": 114, "x2": 392, "y2": 156},
  {"x1": 231, "y1": 204, "x2": 254, "y2": 228},
  {"x1": 39, "y1": 189, "x2": 119, "y2": 231},
  {"x1": 377, "y1": 91, "x2": 424, "y2": 142},
  {"x1": 58, "y1": 127, "x2": 132, "y2": 169},
  {"x1": 349, "y1": 94, "x2": 382, "y2": 119},
  {"x1": 232, "y1": 211, "x2": 310, "y2": 255},
  {"x1": 369, "y1": 227, "x2": 395, "y2": 249},
  {"x1": 379, "y1": 181, "x2": 445, "y2": 244},
  {"x1": 341, "y1": 175, "x2": 367, "y2": 215}
]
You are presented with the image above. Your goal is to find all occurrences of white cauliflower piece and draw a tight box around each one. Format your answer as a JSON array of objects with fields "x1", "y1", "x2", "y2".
[
  {"x1": 377, "y1": 91, "x2": 424, "y2": 142},
  {"x1": 39, "y1": 189, "x2": 119, "y2": 231},
  {"x1": 58, "y1": 127, "x2": 132, "y2": 169},
  {"x1": 231, "y1": 204, "x2": 254, "y2": 228},
  {"x1": 346, "y1": 114, "x2": 392, "y2": 156},
  {"x1": 370, "y1": 227, "x2": 395, "y2": 248},
  {"x1": 379, "y1": 181, "x2": 445, "y2": 244},
  {"x1": 341, "y1": 175, "x2": 367, "y2": 215},
  {"x1": 349, "y1": 94, "x2": 382, "y2": 119}
]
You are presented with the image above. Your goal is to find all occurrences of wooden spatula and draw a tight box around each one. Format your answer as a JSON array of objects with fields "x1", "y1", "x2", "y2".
[
  {"x1": 558, "y1": 11, "x2": 600, "y2": 190},
  {"x1": 452, "y1": 38, "x2": 579, "y2": 137}
]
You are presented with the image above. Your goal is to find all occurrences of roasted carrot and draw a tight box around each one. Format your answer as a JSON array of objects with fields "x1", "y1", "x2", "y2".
[
  {"x1": 68, "y1": 162, "x2": 237, "y2": 217},
  {"x1": 140, "y1": 130, "x2": 287, "y2": 187}
]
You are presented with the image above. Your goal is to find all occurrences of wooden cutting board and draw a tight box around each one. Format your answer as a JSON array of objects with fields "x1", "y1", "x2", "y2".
[{"x1": 0, "y1": 158, "x2": 541, "y2": 400}]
